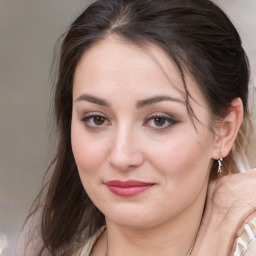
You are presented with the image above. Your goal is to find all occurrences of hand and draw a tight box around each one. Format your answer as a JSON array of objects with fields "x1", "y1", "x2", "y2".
[{"x1": 191, "y1": 169, "x2": 256, "y2": 256}]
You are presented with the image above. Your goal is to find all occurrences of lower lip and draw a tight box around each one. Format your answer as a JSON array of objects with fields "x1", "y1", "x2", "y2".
[{"x1": 107, "y1": 185, "x2": 154, "y2": 197}]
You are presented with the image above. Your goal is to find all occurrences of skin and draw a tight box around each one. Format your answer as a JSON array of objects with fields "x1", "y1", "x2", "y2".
[
  {"x1": 19, "y1": 171, "x2": 256, "y2": 256},
  {"x1": 71, "y1": 36, "x2": 244, "y2": 256},
  {"x1": 191, "y1": 169, "x2": 256, "y2": 255}
]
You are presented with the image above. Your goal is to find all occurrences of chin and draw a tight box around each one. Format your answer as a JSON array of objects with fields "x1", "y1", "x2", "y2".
[{"x1": 104, "y1": 205, "x2": 176, "y2": 229}]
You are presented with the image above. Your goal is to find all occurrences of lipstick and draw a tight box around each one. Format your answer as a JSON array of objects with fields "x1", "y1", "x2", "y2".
[{"x1": 105, "y1": 180, "x2": 154, "y2": 196}]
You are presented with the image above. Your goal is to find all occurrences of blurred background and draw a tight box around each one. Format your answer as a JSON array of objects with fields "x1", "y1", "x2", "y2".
[{"x1": 0, "y1": 0, "x2": 255, "y2": 255}]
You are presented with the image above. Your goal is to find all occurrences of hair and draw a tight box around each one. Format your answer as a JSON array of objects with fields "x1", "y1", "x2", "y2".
[{"x1": 25, "y1": 0, "x2": 250, "y2": 254}]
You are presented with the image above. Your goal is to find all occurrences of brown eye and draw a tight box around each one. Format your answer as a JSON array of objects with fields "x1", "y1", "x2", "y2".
[
  {"x1": 81, "y1": 114, "x2": 110, "y2": 128},
  {"x1": 154, "y1": 117, "x2": 166, "y2": 127},
  {"x1": 93, "y1": 116, "x2": 105, "y2": 125},
  {"x1": 144, "y1": 114, "x2": 177, "y2": 129}
]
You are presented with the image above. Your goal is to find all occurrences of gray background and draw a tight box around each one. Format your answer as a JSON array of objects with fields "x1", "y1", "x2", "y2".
[{"x1": 0, "y1": 0, "x2": 255, "y2": 255}]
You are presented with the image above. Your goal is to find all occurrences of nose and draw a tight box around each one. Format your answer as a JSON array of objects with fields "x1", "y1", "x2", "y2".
[{"x1": 107, "y1": 126, "x2": 144, "y2": 172}]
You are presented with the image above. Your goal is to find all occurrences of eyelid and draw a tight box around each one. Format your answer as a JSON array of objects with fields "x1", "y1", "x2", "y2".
[
  {"x1": 146, "y1": 112, "x2": 177, "y2": 120},
  {"x1": 81, "y1": 111, "x2": 106, "y2": 118},
  {"x1": 81, "y1": 112, "x2": 111, "y2": 128},
  {"x1": 143, "y1": 113, "x2": 178, "y2": 129}
]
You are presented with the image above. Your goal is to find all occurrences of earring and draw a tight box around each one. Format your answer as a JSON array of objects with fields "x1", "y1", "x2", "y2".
[{"x1": 218, "y1": 155, "x2": 223, "y2": 174}]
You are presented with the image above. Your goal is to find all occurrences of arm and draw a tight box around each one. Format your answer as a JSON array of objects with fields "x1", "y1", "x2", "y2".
[{"x1": 191, "y1": 169, "x2": 256, "y2": 256}]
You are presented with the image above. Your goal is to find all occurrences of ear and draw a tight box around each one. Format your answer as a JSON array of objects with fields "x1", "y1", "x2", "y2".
[{"x1": 211, "y1": 98, "x2": 244, "y2": 159}]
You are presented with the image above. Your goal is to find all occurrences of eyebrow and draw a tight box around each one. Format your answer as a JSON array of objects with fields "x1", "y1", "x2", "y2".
[
  {"x1": 75, "y1": 94, "x2": 184, "y2": 108},
  {"x1": 75, "y1": 94, "x2": 110, "y2": 107},
  {"x1": 136, "y1": 95, "x2": 185, "y2": 108}
]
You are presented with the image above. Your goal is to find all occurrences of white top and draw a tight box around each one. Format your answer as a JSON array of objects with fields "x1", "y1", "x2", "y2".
[
  {"x1": 77, "y1": 218, "x2": 256, "y2": 256},
  {"x1": 234, "y1": 217, "x2": 256, "y2": 256},
  {"x1": 76, "y1": 226, "x2": 106, "y2": 256}
]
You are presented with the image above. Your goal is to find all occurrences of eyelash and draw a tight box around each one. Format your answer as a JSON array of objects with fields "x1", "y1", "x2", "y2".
[
  {"x1": 81, "y1": 113, "x2": 111, "y2": 128},
  {"x1": 143, "y1": 114, "x2": 178, "y2": 129},
  {"x1": 81, "y1": 113, "x2": 178, "y2": 129}
]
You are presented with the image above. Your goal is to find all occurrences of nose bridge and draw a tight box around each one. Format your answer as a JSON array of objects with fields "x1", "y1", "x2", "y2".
[{"x1": 108, "y1": 122, "x2": 143, "y2": 171}]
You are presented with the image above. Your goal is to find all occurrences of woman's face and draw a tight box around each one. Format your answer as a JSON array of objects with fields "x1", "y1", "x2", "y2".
[{"x1": 71, "y1": 36, "x2": 217, "y2": 228}]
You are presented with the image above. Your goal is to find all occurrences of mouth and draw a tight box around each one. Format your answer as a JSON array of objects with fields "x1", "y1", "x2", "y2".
[{"x1": 105, "y1": 180, "x2": 155, "y2": 197}]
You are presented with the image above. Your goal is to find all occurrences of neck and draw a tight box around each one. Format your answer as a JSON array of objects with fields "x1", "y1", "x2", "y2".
[
  {"x1": 106, "y1": 223, "x2": 195, "y2": 256},
  {"x1": 105, "y1": 186, "x2": 206, "y2": 256}
]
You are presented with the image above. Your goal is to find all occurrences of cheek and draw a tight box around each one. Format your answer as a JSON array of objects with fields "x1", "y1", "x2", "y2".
[
  {"x1": 146, "y1": 127, "x2": 213, "y2": 184},
  {"x1": 71, "y1": 126, "x2": 112, "y2": 209},
  {"x1": 144, "y1": 130, "x2": 213, "y2": 217},
  {"x1": 71, "y1": 124, "x2": 108, "y2": 178}
]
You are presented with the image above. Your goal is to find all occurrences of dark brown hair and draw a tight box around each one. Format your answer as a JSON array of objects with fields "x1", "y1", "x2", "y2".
[{"x1": 26, "y1": 0, "x2": 250, "y2": 254}]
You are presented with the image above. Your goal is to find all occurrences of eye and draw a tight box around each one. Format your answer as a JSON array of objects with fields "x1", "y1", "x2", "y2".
[
  {"x1": 81, "y1": 114, "x2": 111, "y2": 128},
  {"x1": 92, "y1": 116, "x2": 105, "y2": 125},
  {"x1": 153, "y1": 117, "x2": 167, "y2": 127},
  {"x1": 144, "y1": 114, "x2": 177, "y2": 129}
]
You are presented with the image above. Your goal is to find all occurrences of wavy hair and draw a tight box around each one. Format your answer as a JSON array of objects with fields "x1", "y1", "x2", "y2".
[{"x1": 25, "y1": 0, "x2": 250, "y2": 254}]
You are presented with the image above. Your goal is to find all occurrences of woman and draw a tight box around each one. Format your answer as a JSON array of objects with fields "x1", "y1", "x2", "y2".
[{"x1": 23, "y1": 0, "x2": 256, "y2": 255}]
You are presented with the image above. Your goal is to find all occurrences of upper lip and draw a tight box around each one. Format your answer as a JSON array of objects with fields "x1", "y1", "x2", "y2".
[{"x1": 105, "y1": 180, "x2": 155, "y2": 187}]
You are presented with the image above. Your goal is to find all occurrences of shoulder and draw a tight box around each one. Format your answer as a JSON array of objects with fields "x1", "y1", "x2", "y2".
[
  {"x1": 16, "y1": 209, "x2": 43, "y2": 256},
  {"x1": 75, "y1": 226, "x2": 106, "y2": 256}
]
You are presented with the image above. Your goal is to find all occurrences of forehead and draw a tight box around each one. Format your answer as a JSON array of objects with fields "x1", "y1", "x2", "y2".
[{"x1": 73, "y1": 35, "x2": 206, "y2": 108}]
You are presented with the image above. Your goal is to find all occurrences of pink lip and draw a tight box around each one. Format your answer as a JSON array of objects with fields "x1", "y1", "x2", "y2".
[{"x1": 105, "y1": 180, "x2": 155, "y2": 197}]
